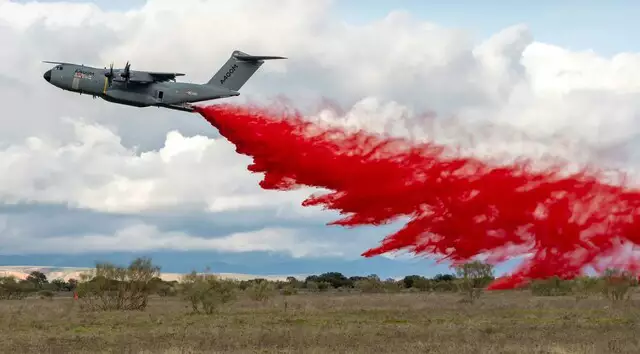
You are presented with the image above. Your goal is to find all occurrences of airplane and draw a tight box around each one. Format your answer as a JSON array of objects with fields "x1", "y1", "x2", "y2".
[{"x1": 42, "y1": 50, "x2": 286, "y2": 112}]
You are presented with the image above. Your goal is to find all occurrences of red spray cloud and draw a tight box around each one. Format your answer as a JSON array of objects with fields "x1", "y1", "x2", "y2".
[{"x1": 194, "y1": 103, "x2": 640, "y2": 289}]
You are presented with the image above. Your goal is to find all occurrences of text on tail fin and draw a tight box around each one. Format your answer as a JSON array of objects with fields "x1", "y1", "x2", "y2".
[{"x1": 207, "y1": 50, "x2": 286, "y2": 91}]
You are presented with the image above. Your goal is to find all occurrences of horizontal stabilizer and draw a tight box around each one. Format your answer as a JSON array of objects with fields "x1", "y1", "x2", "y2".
[{"x1": 232, "y1": 51, "x2": 287, "y2": 61}]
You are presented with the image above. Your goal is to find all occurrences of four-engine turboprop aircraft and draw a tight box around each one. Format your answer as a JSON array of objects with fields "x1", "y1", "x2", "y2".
[{"x1": 42, "y1": 50, "x2": 286, "y2": 112}]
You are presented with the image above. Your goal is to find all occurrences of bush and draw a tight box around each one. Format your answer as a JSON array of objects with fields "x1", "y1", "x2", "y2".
[
  {"x1": 246, "y1": 280, "x2": 275, "y2": 302},
  {"x1": 530, "y1": 277, "x2": 574, "y2": 297},
  {"x1": 285, "y1": 276, "x2": 303, "y2": 289},
  {"x1": 150, "y1": 278, "x2": 178, "y2": 297},
  {"x1": 0, "y1": 276, "x2": 37, "y2": 299},
  {"x1": 281, "y1": 285, "x2": 298, "y2": 296},
  {"x1": 180, "y1": 272, "x2": 238, "y2": 314},
  {"x1": 601, "y1": 269, "x2": 636, "y2": 303},
  {"x1": 305, "y1": 280, "x2": 331, "y2": 292},
  {"x1": 317, "y1": 281, "x2": 331, "y2": 292},
  {"x1": 305, "y1": 281, "x2": 319, "y2": 292},
  {"x1": 355, "y1": 278, "x2": 384, "y2": 293},
  {"x1": 76, "y1": 257, "x2": 161, "y2": 311},
  {"x1": 412, "y1": 277, "x2": 432, "y2": 292},
  {"x1": 571, "y1": 276, "x2": 602, "y2": 300},
  {"x1": 383, "y1": 278, "x2": 403, "y2": 293}
]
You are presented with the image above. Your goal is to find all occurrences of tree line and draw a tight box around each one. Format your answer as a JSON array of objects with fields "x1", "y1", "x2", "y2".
[{"x1": 0, "y1": 257, "x2": 637, "y2": 312}]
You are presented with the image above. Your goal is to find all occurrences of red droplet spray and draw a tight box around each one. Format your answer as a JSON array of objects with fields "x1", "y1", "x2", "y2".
[{"x1": 194, "y1": 103, "x2": 640, "y2": 289}]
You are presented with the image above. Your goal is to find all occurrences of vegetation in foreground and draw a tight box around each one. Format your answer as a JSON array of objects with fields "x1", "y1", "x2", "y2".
[{"x1": 1, "y1": 258, "x2": 640, "y2": 353}]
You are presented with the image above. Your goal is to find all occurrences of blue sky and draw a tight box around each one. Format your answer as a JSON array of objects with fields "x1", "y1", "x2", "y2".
[
  {"x1": 3, "y1": 0, "x2": 639, "y2": 280},
  {"x1": 334, "y1": 0, "x2": 637, "y2": 56}
]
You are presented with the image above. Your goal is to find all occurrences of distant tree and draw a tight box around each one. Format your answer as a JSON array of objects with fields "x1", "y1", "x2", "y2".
[
  {"x1": 400, "y1": 275, "x2": 431, "y2": 291},
  {"x1": 403, "y1": 275, "x2": 427, "y2": 289},
  {"x1": 67, "y1": 278, "x2": 78, "y2": 291},
  {"x1": 50, "y1": 279, "x2": 68, "y2": 291},
  {"x1": 454, "y1": 261, "x2": 494, "y2": 303},
  {"x1": 316, "y1": 272, "x2": 351, "y2": 288},
  {"x1": 0, "y1": 276, "x2": 36, "y2": 299},
  {"x1": 304, "y1": 275, "x2": 319, "y2": 283},
  {"x1": 76, "y1": 257, "x2": 161, "y2": 311},
  {"x1": 305, "y1": 272, "x2": 351, "y2": 289},
  {"x1": 349, "y1": 276, "x2": 367, "y2": 283},
  {"x1": 433, "y1": 274, "x2": 456, "y2": 282},
  {"x1": 26, "y1": 271, "x2": 48, "y2": 289}
]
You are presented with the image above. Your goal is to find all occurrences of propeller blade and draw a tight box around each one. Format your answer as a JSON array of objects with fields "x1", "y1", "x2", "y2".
[
  {"x1": 124, "y1": 61, "x2": 131, "y2": 84},
  {"x1": 104, "y1": 62, "x2": 114, "y2": 79}
]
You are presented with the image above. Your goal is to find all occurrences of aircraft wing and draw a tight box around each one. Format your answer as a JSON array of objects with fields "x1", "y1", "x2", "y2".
[
  {"x1": 126, "y1": 71, "x2": 186, "y2": 83},
  {"x1": 42, "y1": 60, "x2": 76, "y2": 65}
]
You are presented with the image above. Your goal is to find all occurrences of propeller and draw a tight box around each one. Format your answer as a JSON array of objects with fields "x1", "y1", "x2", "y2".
[
  {"x1": 121, "y1": 61, "x2": 131, "y2": 85},
  {"x1": 103, "y1": 61, "x2": 131, "y2": 86},
  {"x1": 104, "y1": 62, "x2": 114, "y2": 86}
]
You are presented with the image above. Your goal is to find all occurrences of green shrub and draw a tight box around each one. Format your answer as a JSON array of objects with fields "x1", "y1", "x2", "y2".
[
  {"x1": 601, "y1": 269, "x2": 636, "y2": 303},
  {"x1": 355, "y1": 278, "x2": 384, "y2": 293},
  {"x1": 180, "y1": 272, "x2": 238, "y2": 314},
  {"x1": 76, "y1": 257, "x2": 161, "y2": 311},
  {"x1": 530, "y1": 276, "x2": 574, "y2": 296},
  {"x1": 0, "y1": 276, "x2": 36, "y2": 300},
  {"x1": 281, "y1": 285, "x2": 298, "y2": 296},
  {"x1": 246, "y1": 280, "x2": 275, "y2": 302}
]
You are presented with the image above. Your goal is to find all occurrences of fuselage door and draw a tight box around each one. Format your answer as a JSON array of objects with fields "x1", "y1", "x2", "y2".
[{"x1": 72, "y1": 77, "x2": 80, "y2": 90}]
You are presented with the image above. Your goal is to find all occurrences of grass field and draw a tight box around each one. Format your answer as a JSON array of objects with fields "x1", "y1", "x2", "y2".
[{"x1": 1, "y1": 291, "x2": 639, "y2": 354}]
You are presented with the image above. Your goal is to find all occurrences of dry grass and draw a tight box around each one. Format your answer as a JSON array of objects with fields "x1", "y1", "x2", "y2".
[{"x1": 1, "y1": 291, "x2": 640, "y2": 353}]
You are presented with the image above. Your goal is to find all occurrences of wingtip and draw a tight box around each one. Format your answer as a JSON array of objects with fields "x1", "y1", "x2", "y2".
[{"x1": 42, "y1": 60, "x2": 71, "y2": 65}]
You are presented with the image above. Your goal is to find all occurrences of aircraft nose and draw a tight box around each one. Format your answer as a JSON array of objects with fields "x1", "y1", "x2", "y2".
[{"x1": 43, "y1": 70, "x2": 51, "y2": 82}]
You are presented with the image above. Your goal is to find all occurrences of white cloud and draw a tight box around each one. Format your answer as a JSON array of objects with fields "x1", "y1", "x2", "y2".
[
  {"x1": 0, "y1": 222, "x2": 345, "y2": 258},
  {"x1": 0, "y1": 117, "x2": 327, "y2": 216},
  {"x1": 2, "y1": 0, "x2": 640, "y2": 258}
]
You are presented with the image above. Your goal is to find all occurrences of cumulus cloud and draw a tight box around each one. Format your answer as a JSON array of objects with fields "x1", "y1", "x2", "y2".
[
  {"x1": 2, "y1": 0, "x2": 640, "y2": 259},
  {"x1": 0, "y1": 117, "x2": 330, "y2": 217}
]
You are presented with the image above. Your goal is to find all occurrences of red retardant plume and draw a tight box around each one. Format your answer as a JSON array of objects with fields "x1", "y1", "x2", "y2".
[{"x1": 194, "y1": 103, "x2": 640, "y2": 290}]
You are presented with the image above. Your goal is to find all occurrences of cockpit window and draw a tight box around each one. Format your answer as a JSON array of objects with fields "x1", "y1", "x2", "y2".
[{"x1": 55, "y1": 65, "x2": 63, "y2": 70}]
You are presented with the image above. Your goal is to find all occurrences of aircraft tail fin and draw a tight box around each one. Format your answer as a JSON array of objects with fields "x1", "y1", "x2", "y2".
[{"x1": 207, "y1": 50, "x2": 286, "y2": 91}]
